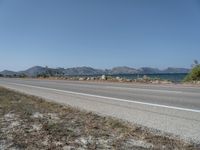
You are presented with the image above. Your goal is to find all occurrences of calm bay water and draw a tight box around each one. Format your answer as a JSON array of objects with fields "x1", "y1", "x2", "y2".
[{"x1": 112, "y1": 73, "x2": 188, "y2": 83}]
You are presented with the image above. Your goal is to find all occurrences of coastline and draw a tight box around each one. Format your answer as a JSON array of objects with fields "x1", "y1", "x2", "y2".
[{"x1": 1, "y1": 76, "x2": 200, "y2": 87}]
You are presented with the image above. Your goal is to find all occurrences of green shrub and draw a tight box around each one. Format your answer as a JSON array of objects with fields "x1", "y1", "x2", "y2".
[{"x1": 184, "y1": 65, "x2": 200, "y2": 82}]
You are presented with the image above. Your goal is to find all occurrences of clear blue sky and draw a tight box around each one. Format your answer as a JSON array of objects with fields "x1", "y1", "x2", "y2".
[{"x1": 0, "y1": 0, "x2": 200, "y2": 71}]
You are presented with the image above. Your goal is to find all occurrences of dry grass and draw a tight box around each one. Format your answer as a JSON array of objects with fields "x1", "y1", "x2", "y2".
[{"x1": 0, "y1": 87, "x2": 199, "y2": 150}]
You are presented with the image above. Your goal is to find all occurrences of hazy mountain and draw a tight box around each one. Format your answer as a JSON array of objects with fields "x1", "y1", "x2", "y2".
[
  {"x1": 162, "y1": 67, "x2": 190, "y2": 74},
  {"x1": 20, "y1": 66, "x2": 65, "y2": 77},
  {"x1": 138, "y1": 67, "x2": 161, "y2": 74},
  {"x1": 0, "y1": 66, "x2": 190, "y2": 77},
  {"x1": 0, "y1": 70, "x2": 18, "y2": 77},
  {"x1": 20, "y1": 66, "x2": 47, "y2": 77},
  {"x1": 63, "y1": 67, "x2": 104, "y2": 75},
  {"x1": 109, "y1": 66, "x2": 138, "y2": 74}
]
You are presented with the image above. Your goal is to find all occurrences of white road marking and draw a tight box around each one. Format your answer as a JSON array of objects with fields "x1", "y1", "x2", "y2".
[
  {"x1": 8, "y1": 82, "x2": 200, "y2": 113},
  {"x1": 105, "y1": 86, "x2": 185, "y2": 94},
  {"x1": 62, "y1": 83, "x2": 185, "y2": 94}
]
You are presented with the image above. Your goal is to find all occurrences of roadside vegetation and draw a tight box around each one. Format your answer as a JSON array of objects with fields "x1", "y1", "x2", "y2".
[
  {"x1": 184, "y1": 60, "x2": 200, "y2": 82},
  {"x1": 0, "y1": 87, "x2": 199, "y2": 149}
]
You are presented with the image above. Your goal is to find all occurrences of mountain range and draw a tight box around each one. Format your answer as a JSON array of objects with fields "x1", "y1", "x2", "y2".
[{"x1": 0, "y1": 66, "x2": 190, "y2": 77}]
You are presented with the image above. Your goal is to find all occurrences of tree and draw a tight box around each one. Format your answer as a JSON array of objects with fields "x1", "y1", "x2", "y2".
[
  {"x1": 184, "y1": 60, "x2": 200, "y2": 82},
  {"x1": 191, "y1": 60, "x2": 199, "y2": 68},
  {"x1": 19, "y1": 73, "x2": 27, "y2": 78},
  {"x1": 194, "y1": 60, "x2": 199, "y2": 65}
]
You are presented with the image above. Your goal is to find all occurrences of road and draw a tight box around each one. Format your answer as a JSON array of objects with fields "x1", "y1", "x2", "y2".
[{"x1": 0, "y1": 78, "x2": 200, "y2": 143}]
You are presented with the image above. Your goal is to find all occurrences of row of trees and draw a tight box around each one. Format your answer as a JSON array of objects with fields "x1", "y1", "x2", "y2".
[{"x1": 37, "y1": 67, "x2": 64, "y2": 78}]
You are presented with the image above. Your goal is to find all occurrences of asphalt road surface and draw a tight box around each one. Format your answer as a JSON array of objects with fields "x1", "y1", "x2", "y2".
[{"x1": 0, "y1": 78, "x2": 200, "y2": 143}]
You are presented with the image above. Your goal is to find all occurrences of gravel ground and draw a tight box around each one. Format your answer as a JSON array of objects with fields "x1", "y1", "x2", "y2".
[{"x1": 0, "y1": 87, "x2": 199, "y2": 150}]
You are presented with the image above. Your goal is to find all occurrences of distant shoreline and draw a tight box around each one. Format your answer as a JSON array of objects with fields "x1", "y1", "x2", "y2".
[
  {"x1": 0, "y1": 66, "x2": 190, "y2": 79},
  {"x1": 58, "y1": 73, "x2": 188, "y2": 83},
  {"x1": 2, "y1": 73, "x2": 200, "y2": 86}
]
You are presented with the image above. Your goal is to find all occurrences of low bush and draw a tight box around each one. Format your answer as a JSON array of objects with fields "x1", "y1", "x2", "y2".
[{"x1": 184, "y1": 65, "x2": 200, "y2": 82}]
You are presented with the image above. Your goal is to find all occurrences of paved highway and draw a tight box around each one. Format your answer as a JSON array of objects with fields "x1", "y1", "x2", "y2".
[{"x1": 0, "y1": 78, "x2": 200, "y2": 143}]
